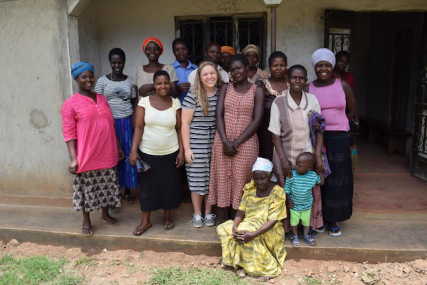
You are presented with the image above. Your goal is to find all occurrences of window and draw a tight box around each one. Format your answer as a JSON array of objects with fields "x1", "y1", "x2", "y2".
[
  {"x1": 324, "y1": 10, "x2": 355, "y2": 54},
  {"x1": 176, "y1": 14, "x2": 266, "y2": 67}
]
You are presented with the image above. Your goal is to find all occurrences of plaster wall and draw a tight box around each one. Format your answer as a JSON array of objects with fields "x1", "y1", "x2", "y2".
[
  {"x1": 0, "y1": 0, "x2": 74, "y2": 197},
  {"x1": 80, "y1": 0, "x2": 427, "y2": 82}
]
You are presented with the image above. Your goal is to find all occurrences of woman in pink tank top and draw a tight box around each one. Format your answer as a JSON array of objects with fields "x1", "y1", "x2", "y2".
[{"x1": 304, "y1": 48, "x2": 356, "y2": 237}]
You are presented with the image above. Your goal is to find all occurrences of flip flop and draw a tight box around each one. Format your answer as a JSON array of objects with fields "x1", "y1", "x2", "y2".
[
  {"x1": 291, "y1": 236, "x2": 300, "y2": 248},
  {"x1": 309, "y1": 229, "x2": 318, "y2": 238},
  {"x1": 124, "y1": 194, "x2": 135, "y2": 204},
  {"x1": 302, "y1": 235, "x2": 316, "y2": 246},
  {"x1": 329, "y1": 224, "x2": 342, "y2": 237},
  {"x1": 163, "y1": 220, "x2": 175, "y2": 230},
  {"x1": 133, "y1": 225, "x2": 152, "y2": 236},
  {"x1": 102, "y1": 217, "x2": 120, "y2": 227},
  {"x1": 315, "y1": 224, "x2": 327, "y2": 233},
  {"x1": 81, "y1": 227, "x2": 93, "y2": 237}
]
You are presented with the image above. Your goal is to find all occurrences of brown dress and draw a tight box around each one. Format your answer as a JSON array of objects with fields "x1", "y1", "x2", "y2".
[{"x1": 208, "y1": 84, "x2": 259, "y2": 210}]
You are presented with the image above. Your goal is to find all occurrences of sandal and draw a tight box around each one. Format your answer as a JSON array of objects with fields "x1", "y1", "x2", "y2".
[
  {"x1": 124, "y1": 194, "x2": 135, "y2": 204},
  {"x1": 163, "y1": 220, "x2": 175, "y2": 230},
  {"x1": 315, "y1": 224, "x2": 327, "y2": 233},
  {"x1": 133, "y1": 224, "x2": 152, "y2": 236},
  {"x1": 303, "y1": 235, "x2": 316, "y2": 246},
  {"x1": 291, "y1": 236, "x2": 300, "y2": 248},
  {"x1": 81, "y1": 227, "x2": 93, "y2": 237},
  {"x1": 102, "y1": 217, "x2": 120, "y2": 227},
  {"x1": 329, "y1": 224, "x2": 342, "y2": 237},
  {"x1": 309, "y1": 229, "x2": 318, "y2": 238}
]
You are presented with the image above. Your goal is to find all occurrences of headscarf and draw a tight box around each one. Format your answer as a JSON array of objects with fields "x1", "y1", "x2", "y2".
[
  {"x1": 70, "y1": 62, "x2": 94, "y2": 78},
  {"x1": 143, "y1": 37, "x2": 163, "y2": 55},
  {"x1": 252, "y1": 157, "x2": 273, "y2": 173},
  {"x1": 221, "y1": 46, "x2": 236, "y2": 56},
  {"x1": 242, "y1": 44, "x2": 261, "y2": 57},
  {"x1": 311, "y1": 48, "x2": 335, "y2": 68}
]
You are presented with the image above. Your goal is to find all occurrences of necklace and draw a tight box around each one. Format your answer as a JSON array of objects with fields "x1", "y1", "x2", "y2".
[{"x1": 109, "y1": 74, "x2": 125, "y2": 81}]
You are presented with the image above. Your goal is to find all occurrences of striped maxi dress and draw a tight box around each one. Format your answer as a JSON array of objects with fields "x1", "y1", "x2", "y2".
[{"x1": 182, "y1": 91, "x2": 218, "y2": 195}]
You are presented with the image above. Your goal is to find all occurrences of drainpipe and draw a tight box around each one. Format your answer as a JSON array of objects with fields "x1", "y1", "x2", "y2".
[{"x1": 263, "y1": 0, "x2": 283, "y2": 53}]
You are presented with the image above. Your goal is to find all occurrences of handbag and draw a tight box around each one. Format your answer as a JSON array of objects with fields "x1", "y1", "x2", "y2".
[{"x1": 126, "y1": 157, "x2": 151, "y2": 172}]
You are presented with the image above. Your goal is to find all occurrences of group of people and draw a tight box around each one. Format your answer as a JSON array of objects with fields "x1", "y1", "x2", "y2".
[{"x1": 61, "y1": 37, "x2": 357, "y2": 281}]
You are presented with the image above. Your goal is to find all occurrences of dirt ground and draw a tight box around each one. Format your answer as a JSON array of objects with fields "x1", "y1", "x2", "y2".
[{"x1": 1, "y1": 239, "x2": 427, "y2": 285}]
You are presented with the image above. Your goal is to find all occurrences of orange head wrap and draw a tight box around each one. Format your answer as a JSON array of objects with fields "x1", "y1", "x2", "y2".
[
  {"x1": 221, "y1": 46, "x2": 236, "y2": 56},
  {"x1": 143, "y1": 37, "x2": 164, "y2": 55}
]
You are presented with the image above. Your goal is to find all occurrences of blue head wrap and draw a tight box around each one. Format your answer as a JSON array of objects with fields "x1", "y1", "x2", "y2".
[{"x1": 71, "y1": 62, "x2": 94, "y2": 78}]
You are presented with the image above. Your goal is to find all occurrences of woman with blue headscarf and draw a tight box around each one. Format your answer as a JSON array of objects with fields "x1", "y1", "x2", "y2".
[{"x1": 61, "y1": 62, "x2": 124, "y2": 237}]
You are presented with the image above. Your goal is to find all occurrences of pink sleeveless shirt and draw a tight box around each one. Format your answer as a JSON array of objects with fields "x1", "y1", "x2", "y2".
[{"x1": 309, "y1": 79, "x2": 349, "y2": 131}]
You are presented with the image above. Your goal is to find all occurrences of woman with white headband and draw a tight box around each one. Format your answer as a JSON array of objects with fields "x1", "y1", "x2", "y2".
[
  {"x1": 216, "y1": 157, "x2": 287, "y2": 282},
  {"x1": 304, "y1": 48, "x2": 357, "y2": 237}
]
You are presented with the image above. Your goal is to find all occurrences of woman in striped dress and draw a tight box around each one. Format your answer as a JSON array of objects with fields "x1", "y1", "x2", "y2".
[
  {"x1": 181, "y1": 61, "x2": 222, "y2": 228},
  {"x1": 95, "y1": 48, "x2": 138, "y2": 204},
  {"x1": 208, "y1": 54, "x2": 265, "y2": 221}
]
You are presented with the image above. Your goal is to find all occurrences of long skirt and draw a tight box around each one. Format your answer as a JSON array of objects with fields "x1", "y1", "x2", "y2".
[
  {"x1": 115, "y1": 116, "x2": 138, "y2": 189},
  {"x1": 138, "y1": 150, "x2": 182, "y2": 211},
  {"x1": 217, "y1": 220, "x2": 286, "y2": 277},
  {"x1": 322, "y1": 132, "x2": 353, "y2": 222},
  {"x1": 72, "y1": 167, "x2": 121, "y2": 212}
]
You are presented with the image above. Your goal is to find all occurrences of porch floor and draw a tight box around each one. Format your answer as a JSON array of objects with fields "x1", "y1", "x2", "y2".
[{"x1": 0, "y1": 135, "x2": 426, "y2": 262}]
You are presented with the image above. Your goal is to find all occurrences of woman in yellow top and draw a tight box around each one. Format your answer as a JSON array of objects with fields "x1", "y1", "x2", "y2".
[{"x1": 216, "y1": 157, "x2": 287, "y2": 282}]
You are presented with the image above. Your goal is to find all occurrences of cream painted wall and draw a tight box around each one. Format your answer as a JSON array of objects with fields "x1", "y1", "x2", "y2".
[
  {"x1": 0, "y1": 0, "x2": 74, "y2": 197},
  {"x1": 80, "y1": 0, "x2": 427, "y2": 81}
]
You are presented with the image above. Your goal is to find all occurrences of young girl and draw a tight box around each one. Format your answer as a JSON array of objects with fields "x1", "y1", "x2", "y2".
[
  {"x1": 216, "y1": 157, "x2": 287, "y2": 282},
  {"x1": 285, "y1": 152, "x2": 324, "y2": 247}
]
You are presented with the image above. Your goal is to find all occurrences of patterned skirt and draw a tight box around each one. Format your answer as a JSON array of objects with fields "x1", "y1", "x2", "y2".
[
  {"x1": 72, "y1": 167, "x2": 122, "y2": 212},
  {"x1": 115, "y1": 116, "x2": 138, "y2": 188}
]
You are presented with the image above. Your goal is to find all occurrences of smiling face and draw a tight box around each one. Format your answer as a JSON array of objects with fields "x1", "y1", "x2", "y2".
[
  {"x1": 110, "y1": 54, "x2": 125, "y2": 75},
  {"x1": 75, "y1": 70, "x2": 95, "y2": 92},
  {"x1": 153, "y1": 75, "x2": 170, "y2": 97},
  {"x1": 230, "y1": 60, "x2": 248, "y2": 83},
  {"x1": 173, "y1": 41, "x2": 189, "y2": 63},
  {"x1": 269, "y1": 56, "x2": 287, "y2": 80},
  {"x1": 245, "y1": 51, "x2": 259, "y2": 68},
  {"x1": 200, "y1": 65, "x2": 218, "y2": 89},
  {"x1": 145, "y1": 42, "x2": 161, "y2": 62},
  {"x1": 289, "y1": 69, "x2": 307, "y2": 94},
  {"x1": 335, "y1": 55, "x2": 349, "y2": 72},
  {"x1": 253, "y1": 171, "x2": 271, "y2": 191},
  {"x1": 315, "y1": 61, "x2": 333, "y2": 81},
  {"x1": 204, "y1": 45, "x2": 220, "y2": 64}
]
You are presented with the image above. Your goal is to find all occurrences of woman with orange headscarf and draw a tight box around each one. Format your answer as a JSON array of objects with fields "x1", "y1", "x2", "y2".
[{"x1": 133, "y1": 37, "x2": 178, "y2": 99}]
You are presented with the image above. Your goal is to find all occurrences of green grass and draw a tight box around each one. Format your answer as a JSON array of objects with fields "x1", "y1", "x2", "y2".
[
  {"x1": 145, "y1": 267, "x2": 253, "y2": 285},
  {"x1": 304, "y1": 276, "x2": 323, "y2": 285},
  {"x1": 74, "y1": 257, "x2": 98, "y2": 268},
  {"x1": 0, "y1": 254, "x2": 83, "y2": 285}
]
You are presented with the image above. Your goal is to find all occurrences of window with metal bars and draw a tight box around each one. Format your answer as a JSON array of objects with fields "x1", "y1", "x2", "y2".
[{"x1": 176, "y1": 14, "x2": 266, "y2": 67}]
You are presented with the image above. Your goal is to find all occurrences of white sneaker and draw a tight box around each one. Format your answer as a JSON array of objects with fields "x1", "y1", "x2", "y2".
[
  {"x1": 205, "y1": 213, "x2": 216, "y2": 227},
  {"x1": 190, "y1": 214, "x2": 204, "y2": 228}
]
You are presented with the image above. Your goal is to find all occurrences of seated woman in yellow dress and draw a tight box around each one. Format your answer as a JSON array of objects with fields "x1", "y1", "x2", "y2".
[{"x1": 216, "y1": 157, "x2": 287, "y2": 282}]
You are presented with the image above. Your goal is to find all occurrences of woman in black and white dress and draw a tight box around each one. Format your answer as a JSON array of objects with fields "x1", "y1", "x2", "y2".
[{"x1": 181, "y1": 61, "x2": 222, "y2": 228}]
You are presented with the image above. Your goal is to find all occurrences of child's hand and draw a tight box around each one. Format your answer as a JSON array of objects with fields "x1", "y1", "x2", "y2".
[{"x1": 287, "y1": 198, "x2": 295, "y2": 209}]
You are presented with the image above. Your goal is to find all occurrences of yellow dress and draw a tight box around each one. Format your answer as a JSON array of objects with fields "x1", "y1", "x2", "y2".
[{"x1": 216, "y1": 180, "x2": 287, "y2": 277}]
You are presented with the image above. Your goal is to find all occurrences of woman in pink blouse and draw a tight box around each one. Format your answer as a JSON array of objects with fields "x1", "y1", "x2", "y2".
[{"x1": 61, "y1": 62, "x2": 124, "y2": 237}]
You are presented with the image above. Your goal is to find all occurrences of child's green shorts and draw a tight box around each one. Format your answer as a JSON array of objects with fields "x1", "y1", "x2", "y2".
[{"x1": 290, "y1": 208, "x2": 311, "y2": 226}]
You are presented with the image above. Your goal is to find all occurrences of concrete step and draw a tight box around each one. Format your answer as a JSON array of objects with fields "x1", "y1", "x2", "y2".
[{"x1": 0, "y1": 203, "x2": 426, "y2": 263}]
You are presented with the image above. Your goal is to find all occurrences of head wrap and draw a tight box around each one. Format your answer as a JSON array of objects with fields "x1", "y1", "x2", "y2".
[
  {"x1": 311, "y1": 48, "x2": 335, "y2": 68},
  {"x1": 70, "y1": 62, "x2": 94, "y2": 78},
  {"x1": 242, "y1": 44, "x2": 261, "y2": 57},
  {"x1": 252, "y1": 157, "x2": 273, "y2": 173},
  {"x1": 143, "y1": 37, "x2": 163, "y2": 55},
  {"x1": 221, "y1": 46, "x2": 236, "y2": 56}
]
